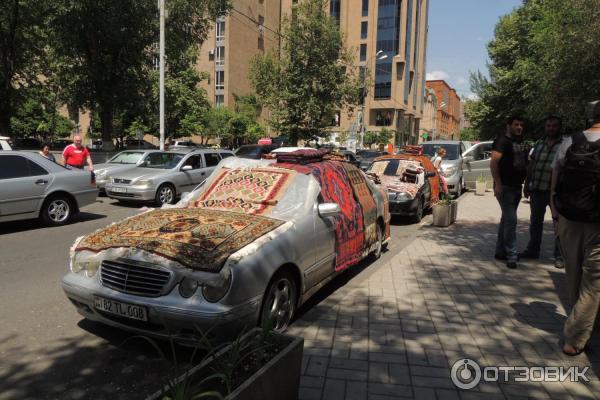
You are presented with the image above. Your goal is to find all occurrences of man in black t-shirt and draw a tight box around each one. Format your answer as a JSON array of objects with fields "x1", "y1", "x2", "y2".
[{"x1": 490, "y1": 116, "x2": 527, "y2": 269}]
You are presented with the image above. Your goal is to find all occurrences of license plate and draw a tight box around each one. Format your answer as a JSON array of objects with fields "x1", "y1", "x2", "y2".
[
  {"x1": 94, "y1": 296, "x2": 147, "y2": 321},
  {"x1": 112, "y1": 186, "x2": 127, "y2": 193}
]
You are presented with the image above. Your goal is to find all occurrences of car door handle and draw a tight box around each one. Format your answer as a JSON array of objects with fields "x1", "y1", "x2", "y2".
[
  {"x1": 35, "y1": 179, "x2": 48, "y2": 185},
  {"x1": 201, "y1": 172, "x2": 205, "y2": 175}
]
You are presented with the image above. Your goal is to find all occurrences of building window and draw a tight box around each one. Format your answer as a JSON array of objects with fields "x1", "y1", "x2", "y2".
[
  {"x1": 330, "y1": 0, "x2": 341, "y2": 25},
  {"x1": 215, "y1": 46, "x2": 225, "y2": 66},
  {"x1": 362, "y1": 0, "x2": 369, "y2": 16},
  {"x1": 258, "y1": 37, "x2": 264, "y2": 50},
  {"x1": 360, "y1": 44, "x2": 367, "y2": 62},
  {"x1": 215, "y1": 71, "x2": 224, "y2": 90},
  {"x1": 215, "y1": 95, "x2": 224, "y2": 106},
  {"x1": 375, "y1": 110, "x2": 393, "y2": 126},
  {"x1": 361, "y1": 21, "x2": 368, "y2": 39},
  {"x1": 216, "y1": 20, "x2": 225, "y2": 41},
  {"x1": 375, "y1": 0, "x2": 401, "y2": 100}
]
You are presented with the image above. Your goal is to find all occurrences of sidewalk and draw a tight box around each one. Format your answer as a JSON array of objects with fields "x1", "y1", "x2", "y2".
[{"x1": 289, "y1": 192, "x2": 600, "y2": 400}]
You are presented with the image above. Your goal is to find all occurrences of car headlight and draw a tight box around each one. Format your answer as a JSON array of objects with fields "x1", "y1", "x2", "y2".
[
  {"x1": 178, "y1": 277, "x2": 199, "y2": 298},
  {"x1": 397, "y1": 192, "x2": 413, "y2": 201},
  {"x1": 202, "y1": 275, "x2": 232, "y2": 303},
  {"x1": 70, "y1": 258, "x2": 100, "y2": 278},
  {"x1": 95, "y1": 170, "x2": 108, "y2": 179},
  {"x1": 442, "y1": 166, "x2": 458, "y2": 177},
  {"x1": 135, "y1": 179, "x2": 153, "y2": 186}
]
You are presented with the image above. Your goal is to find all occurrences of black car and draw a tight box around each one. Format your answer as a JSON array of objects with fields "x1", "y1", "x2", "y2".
[
  {"x1": 337, "y1": 150, "x2": 361, "y2": 168},
  {"x1": 234, "y1": 144, "x2": 277, "y2": 159},
  {"x1": 51, "y1": 139, "x2": 73, "y2": 151},
  {"x1": 13, "y1": 137, "x2": 42, "y2": 150},
  {"x1": 356, "y1": 150, "x2": 389, "y2": 171}
]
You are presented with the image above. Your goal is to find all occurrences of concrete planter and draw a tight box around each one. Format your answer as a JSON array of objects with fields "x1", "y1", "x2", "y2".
[
  {"x1": 475, "y1": 181, "x2": 487, "y2": 196},
  {"x1": 432, "y1": 202, "x2": 457, "y2": 227},
  {"x1": 147, "y1": 329, "x2": 304, "y2": 400}
]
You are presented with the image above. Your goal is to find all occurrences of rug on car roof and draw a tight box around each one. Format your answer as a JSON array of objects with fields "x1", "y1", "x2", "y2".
[{"x1": 75, "y1": 208, "x2": 284, "y2": 271}]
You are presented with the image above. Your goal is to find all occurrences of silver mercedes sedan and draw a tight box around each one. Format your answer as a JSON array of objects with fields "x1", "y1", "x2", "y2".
[
  {"x1": 62, "y1": 153, "x2": 391, "y2": 342},
  {"x1": 105, "y1": 149, "x2": 234, "y2": 206},
  {"x1": 94, "y1": 150, "x2": 161, "y2": 192},
  {"x1": 0, "y1": 151, "x2": 98, "y2": 226}
]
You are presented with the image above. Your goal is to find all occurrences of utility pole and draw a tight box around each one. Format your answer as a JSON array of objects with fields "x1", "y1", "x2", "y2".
[{"x1": 159, "y1": 0, "x2": 166, "y2": 150}]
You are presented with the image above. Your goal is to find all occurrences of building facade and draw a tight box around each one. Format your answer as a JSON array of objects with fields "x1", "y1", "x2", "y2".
[
  {"x1": 425, "y1": 79, "x2": 460, "y2": 140},
  {"x1": 419, "y1": 87, "x2": 436, "y2": 143},
  {"x1": 197, "y1": 0, "x2": 429, "y2": 147}
]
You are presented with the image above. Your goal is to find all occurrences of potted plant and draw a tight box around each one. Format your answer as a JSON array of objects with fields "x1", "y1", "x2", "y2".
[
  {"x1": 432, "y1": 198, "x2": 456, "y2": 227},
  {"x1": 147, "y1": 327, "x2": 304, "y2": 400},
  {"x1": 475, "y1": 173, "x2": 487, "y2": 195}
]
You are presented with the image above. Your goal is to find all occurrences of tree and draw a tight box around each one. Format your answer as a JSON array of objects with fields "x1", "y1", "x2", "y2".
[
  {"x1": 378, "y1": 128, "x2": 393, "y2": 145},
  {"x1": 459, "y1": 127, "x2": 479, "y2": 142},
  {"x1": 249, "y1": 0, "x2": 362, "y2": 145},
  {"x1": 0, "y1": 0, "x2": 52, "y2": 135}
]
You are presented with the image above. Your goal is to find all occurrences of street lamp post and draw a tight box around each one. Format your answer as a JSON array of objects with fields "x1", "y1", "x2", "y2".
[
  {"x1": 359, "y1": 50, "x2": 387, "y2": 148},
  {"x1": 159, "y1": 0, "x2": 166, "y2": 150}
]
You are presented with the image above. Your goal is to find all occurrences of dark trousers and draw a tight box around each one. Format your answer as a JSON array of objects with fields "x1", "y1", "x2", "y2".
[
  {"x1": 526, "y1": 190, "x2": 562, "y2": 260},
  {"x1": 495, "y1": 186, "x2": 522, "y2": 263}
]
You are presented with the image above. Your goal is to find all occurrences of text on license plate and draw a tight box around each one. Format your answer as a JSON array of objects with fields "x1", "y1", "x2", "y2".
[
  {"x1": 94, "y1": 296, "x2": 147, "y2": 321},
  {"x1": 112, "y1": 186, "x2": 127, "y2": 193}
]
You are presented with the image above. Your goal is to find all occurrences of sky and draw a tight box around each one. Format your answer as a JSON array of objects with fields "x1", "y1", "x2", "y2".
[{"x1": 425, "y1": 0, "x2": 522, "y2": 99}]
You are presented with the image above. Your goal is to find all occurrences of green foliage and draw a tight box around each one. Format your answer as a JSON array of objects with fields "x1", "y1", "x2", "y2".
[
  {"x1": 9, "y1": 92, "x2": 74, "y2": 140},
  {"x1": 364, "y1": 128, "x2": 393, "y2": 146},
  {"x1": 472, "y1": 0, "x2": 600, "y2": 137},
  {"x1": 459, "y1": 127, "x2": 479, "y2": 142},
  {"x1": 249, "y1": 0, "x2": 362, "y2": 145}
]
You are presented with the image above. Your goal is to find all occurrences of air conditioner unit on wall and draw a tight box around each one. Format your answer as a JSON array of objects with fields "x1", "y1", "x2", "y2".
[{"x1": 208, "y1": 49, "x2": 215, "y2": 55}]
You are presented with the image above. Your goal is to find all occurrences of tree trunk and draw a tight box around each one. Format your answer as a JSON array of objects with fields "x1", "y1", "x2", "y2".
[{"x1": 100, "y1": 107, "x2": 114, "y2": 150}]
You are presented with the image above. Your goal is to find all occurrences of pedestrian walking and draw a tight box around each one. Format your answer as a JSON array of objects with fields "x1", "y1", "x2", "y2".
[
  {"x1": 491, "y1": 116, "x2": 528, "y2": 269},
  {"x1": 433, "y1": 148, "x2": 449, "y2": 196},
  {"x1": 551, "y1": 101, "x2": 600, "y2": 356},
  {"x1": 62, "y1": 135, "x2": 93, "y2": 171},
  {"x1": 520, "y1": 116, "x2": 563, "y2": 268},
  {"x1": 39, "y1": 143, "x2": 56, "y2": 163}
]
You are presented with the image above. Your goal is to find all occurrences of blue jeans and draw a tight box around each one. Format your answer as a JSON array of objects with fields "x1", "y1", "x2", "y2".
[
  {"x1": 526, "y1": 190, "x2": 562, "y2": 260},
  {"x1": 495, "y1": 186, "x2": 522, "y2": 262}
]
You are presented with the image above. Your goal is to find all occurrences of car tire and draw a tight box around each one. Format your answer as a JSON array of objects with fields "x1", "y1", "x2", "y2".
[
  {"x1": 259, "y1": 269, "x2": 298, "y2": 333},
  {"x1": 40, "y1": 194, "x2": 73, "y2": 226},
  {"x1": 155, "y1": 183, "x2": 176, "y2": 206},
  {"x1": 412, "y1": 197, "x2": 424, "y2": 223},
  {"x1": 370, "y1": 223, "x2": 384, "y2": 260}
]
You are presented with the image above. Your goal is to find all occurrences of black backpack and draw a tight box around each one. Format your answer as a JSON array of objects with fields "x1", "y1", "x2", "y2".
[{"x1": 555, "y1": 131, "x2": 600, "y2": 222}]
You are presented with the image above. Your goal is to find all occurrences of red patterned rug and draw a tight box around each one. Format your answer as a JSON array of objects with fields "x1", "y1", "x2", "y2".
[
  {"x1": 75, "y1": 208, "x2": 284, "y2": 271},
  {"x1": 189, "y1": 167, "x2": 295, "y2": 215},
  {"x1": 342, "y1": 163, "x2": 379, "y2": 245}
]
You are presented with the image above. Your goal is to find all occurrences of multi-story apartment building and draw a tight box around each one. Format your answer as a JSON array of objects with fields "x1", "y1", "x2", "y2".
[
  {"x1": 426, "y1": 79, "x2": 460, "y2": 140},
  {"x1": 198, "y1": 0, "x2": 430, "y2": 147}
]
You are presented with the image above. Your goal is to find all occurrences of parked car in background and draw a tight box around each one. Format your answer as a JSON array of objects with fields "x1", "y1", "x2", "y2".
[
  {"x1": 234, "y1": 144, "x2": 277, "y2": 159},
  {"x1": 52, "y1": 139, "x2": 73, "y2": 151},
  {"x1": 94, "y1": 150, "x2": 161, "y2": 193},
  {"x1": 0, "y1": 152, "x2": 98, "y2": 226},
  {"x1": 356, "y1": 150, "x2": 389, "y2": 171},
  {"x1": 105, "y1": 149, "x2": 234, "y2": 205},
  {"x1": 171, "y1": 140, "x2": 199, "y2": 149},
  {"x1": 336, "y1": 150, "x2": 361, "y2": 168},
  {"x1": 13, "y1": 137, "x2": 42, "y2": 150},
  {"x1": 368, "y1": 148, "x2": 441, "y2": 222},
  {"x1": 421, "y1": 140, "x2": 469, "y2": 196},
  {"x1": 270, "y1": 146, "x2": 313, "y2": 154},
  {"x1": 124, "y1": 139, "x2": 157, "y2": 149},
  {"x1": 0, "y1": 136, "x2": 13, "y2": 150},
  {"x1": 62, "y1": 152, "x2": 390, "y2": 341},
  {"x1": 91, "y1": 139, "x2": 103, "y2": 150},
  {"x1": 462, "y1": 141, "x2": 494, "y2": 189}
]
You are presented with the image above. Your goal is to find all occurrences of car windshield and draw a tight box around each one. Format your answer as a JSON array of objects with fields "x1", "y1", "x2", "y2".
[
  {"x1": 421, "y1": 143, "x2": 460, "y2": 160},
  {"x1": 108, "y1": 151, "x2": 145, "y2": 164},
  {"x1": 142, "y1": 152, "x2": 183, "y2": 169},
  {"x1": 235, "y1": 146, "x2": 262, "y2": 158},
  {"x1": 357, "y1": 151, "x2": 384, "y2": 159}
]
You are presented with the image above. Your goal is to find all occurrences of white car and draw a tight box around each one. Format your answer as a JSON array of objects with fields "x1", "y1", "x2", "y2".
[
  {"x1": 270, "y1": 146, "x2": 313, "y2": 153},
  {"x1": 0, "y1": 136, "x2": 13, "y2": 150}
]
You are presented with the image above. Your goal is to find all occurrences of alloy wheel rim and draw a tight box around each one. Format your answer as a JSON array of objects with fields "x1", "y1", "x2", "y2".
[
  {"x1": 159, "y1": 187, "x2": 173, "y2": 204},
  {"x1": 48, "y1": 200, "x2": 69, "y2": 222},
  {"x1": 267, "y1": 279, "x2": 293, "y2": 331},
  {"x1": 375, "y1": 226, "x2": 382, "y2": 257}
]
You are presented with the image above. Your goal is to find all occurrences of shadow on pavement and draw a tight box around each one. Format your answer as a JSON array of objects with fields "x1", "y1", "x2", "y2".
[{"x1": 0, "y1": 213, "x2": 107, "y2": 235}]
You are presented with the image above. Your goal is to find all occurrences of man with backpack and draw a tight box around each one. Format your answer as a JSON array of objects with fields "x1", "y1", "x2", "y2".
[
  {"x1": 521, "y1": 116, "x2": 564, "y2": 268},
  {"x1": 551, "y1": 101, "x2": 600, "y2": 356}
]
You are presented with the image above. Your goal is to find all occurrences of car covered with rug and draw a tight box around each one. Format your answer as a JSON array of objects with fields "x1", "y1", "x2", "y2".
[
  {"x1": 62, "y1": 150, "x2": 391, "y2": 342},
  {"x1": 367, "y1": 146, "x2": 441, "y2": 222}
]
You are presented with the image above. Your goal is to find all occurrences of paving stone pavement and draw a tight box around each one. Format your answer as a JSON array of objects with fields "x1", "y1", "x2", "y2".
[{"x1": 289, "y1": 192, "x2": 600, "y2": 400}]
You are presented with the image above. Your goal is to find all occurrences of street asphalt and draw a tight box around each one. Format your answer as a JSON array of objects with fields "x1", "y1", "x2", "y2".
[{"x1": 0, "y1": 197, "x2": 428, "y2": 400}]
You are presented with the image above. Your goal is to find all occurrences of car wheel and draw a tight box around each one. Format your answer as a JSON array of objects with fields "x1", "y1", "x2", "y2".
[
  {"x1": 40, "y1": 195, "x2": 73, "y2": 226},
  {"x1": 260, "y1": 270, "x2": 297, "y2": 332},
  {"x1": 412, "y1": 198, "x2": 424, "y2": 223},
  {"x1": 371, "y1": 223, "x2": 384, "y2": 260},
  {"x1": 155, "y1": 183, "x2": 176, "y2": 205}
]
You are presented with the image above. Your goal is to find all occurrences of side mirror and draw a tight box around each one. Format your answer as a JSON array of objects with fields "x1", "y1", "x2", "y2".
[
  {"x1": 181, "y1": 165, "x2": 193, "y2": 171},
  {"x1": 317, "y1": 203, "x2": 341, "y2": 218},
  {"x1": 425, "y1": 171, "x2": 436, "y2": 178},
  {"x1": 463, "y1": 155, "x2": 474, "y2": 163}
]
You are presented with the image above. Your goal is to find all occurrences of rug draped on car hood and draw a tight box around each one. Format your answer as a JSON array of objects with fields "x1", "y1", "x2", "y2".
[{"x1": 75, "y1": 208, "x2": 284, "y2": 272}]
